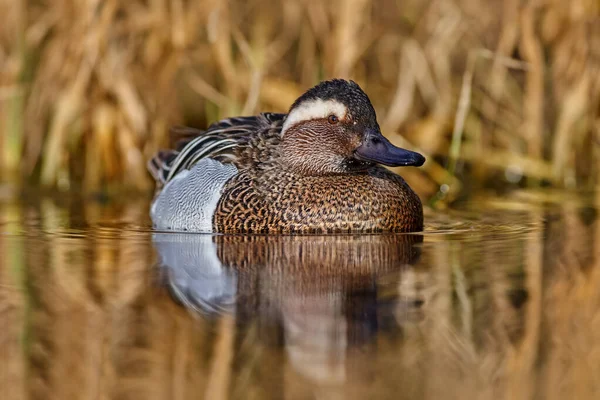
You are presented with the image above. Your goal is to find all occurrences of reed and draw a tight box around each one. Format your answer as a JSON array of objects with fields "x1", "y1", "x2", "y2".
[{"x1": 1, "y1": 0, "x2": 599, "y2": 200}]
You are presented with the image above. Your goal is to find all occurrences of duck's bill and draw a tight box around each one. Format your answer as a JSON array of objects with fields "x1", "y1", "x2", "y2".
[{"x1": 354, "y1": 130, "x2": 425, "y2": 167}]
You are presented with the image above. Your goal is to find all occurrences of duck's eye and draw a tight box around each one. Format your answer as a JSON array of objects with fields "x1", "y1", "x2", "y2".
[{"x1": 328, "y1": 114, "x2": 339, "y2": 124}]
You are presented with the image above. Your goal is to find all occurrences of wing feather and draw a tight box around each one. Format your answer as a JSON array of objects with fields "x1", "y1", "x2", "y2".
[{"x1": 148, "y1": 113, "x2": 285, "y2": 186}]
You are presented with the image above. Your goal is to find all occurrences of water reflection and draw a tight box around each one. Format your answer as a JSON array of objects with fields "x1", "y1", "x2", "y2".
[
  {"x1": 1, "y1": 193, "x2": 600, "y2": 399},
  {"x1": 155, "y1": 233, "x2": 423, "y2": 386}
]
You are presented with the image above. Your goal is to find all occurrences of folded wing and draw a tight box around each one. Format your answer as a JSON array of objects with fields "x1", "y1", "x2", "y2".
[{"x1": 148, "y1": 112, "x2": 285, "y2": 187}]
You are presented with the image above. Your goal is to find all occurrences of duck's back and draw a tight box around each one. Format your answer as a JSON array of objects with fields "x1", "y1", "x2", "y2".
[{"x1": 148, "y1": 112, "x2": 286, "y2": 185}]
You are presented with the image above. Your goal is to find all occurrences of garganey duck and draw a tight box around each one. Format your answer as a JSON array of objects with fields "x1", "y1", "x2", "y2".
[{"x1": 148, "y1": 79, "x2": 425, "y2": 233}]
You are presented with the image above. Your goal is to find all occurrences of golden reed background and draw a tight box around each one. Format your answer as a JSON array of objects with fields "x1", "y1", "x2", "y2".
[{"x1": 1, "y1": 0, "x2": 600, "y2": 198}]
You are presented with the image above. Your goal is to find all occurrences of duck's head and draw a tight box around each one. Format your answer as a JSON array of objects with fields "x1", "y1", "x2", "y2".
[{"x1": 280, "y1": 79, "x2": 425, "y2": 175}]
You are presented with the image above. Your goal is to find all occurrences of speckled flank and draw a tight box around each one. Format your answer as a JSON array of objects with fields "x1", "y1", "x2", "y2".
[{"x1": 213, "y1": 167, "x2": 423, "y2": 233}]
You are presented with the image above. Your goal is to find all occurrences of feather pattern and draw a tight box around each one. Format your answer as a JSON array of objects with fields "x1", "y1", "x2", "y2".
[{"x1": 148, "y1": 113, "x2": 286, "y2": 187}]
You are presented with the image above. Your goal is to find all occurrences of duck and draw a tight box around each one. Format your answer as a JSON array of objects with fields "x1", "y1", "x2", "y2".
[{"x1": 148, "y1": 79, "x2": 425, "y2": 234}]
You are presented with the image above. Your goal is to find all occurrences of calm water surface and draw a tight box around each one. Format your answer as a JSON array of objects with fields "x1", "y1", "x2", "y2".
[{"x1": 1, "y1": 190, "x2": 600, "y2": 399}]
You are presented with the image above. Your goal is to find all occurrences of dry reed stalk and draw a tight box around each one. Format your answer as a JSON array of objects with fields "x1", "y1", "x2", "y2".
[
  {"x1": 474, "y1": 0, "x2": 520, "y2": 180},
  {"x1": 546, "y1": 0, "x2": 600, "y2": 186},
  {"x1": 448, "y1": 50, "x2": 529, "y2": 178},
  {"x1": 207, "y1": 1, "x2": 240, "y2": 117},
  {"x1": 0, "y1": 0, "x2": 26, "y2": 181},
  {"x1": 519, "y1": 3, "x2": 544, "y2": 186},
  {"x1": 460, "y1": 142, "x2": 554, "y2": 180},
  {"x1": 331, "y1": 0, "x2": 370, "y2": 78}
]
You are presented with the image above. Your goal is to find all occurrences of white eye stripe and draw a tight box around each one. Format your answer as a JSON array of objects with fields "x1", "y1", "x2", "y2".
[{"x1": 281, "y1": 99, "x2": 348, "y2": 135}]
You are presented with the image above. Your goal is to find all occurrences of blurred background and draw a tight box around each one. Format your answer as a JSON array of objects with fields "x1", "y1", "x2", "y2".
[
  {"x1": 3, "y1": 2, "x2": 600, "y2": 399},
  {"x1": 2, "y1": 0, "x2": 600, "y2": 202}
]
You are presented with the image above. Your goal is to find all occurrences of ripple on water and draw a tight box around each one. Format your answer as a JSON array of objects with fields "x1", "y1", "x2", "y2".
[{"x1": 1, "y1": 191, "x2": 600, "y2": 399}]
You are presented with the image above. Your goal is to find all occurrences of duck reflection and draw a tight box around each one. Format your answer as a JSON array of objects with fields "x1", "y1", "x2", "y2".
[{"x1": 153, "y1": 233, "x2": 423, "y2": 385}]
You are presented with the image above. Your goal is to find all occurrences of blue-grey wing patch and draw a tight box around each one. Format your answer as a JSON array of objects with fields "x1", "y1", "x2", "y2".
[{"x1": 150, "y1": 158, "x2": 237, "y2": 232}]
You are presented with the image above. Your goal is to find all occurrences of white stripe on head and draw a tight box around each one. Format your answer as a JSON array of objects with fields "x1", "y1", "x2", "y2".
[{"x1": 281, "y1": 99, "x2": 348, "y2": 135}]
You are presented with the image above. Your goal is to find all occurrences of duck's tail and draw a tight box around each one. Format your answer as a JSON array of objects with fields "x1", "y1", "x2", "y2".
[{"x1": 147, "y1": 150, "x2": 178, "y2": 186}]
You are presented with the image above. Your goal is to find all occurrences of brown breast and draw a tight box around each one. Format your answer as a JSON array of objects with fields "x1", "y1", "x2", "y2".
[{"x1": 213, "y1": 166, "x2": 423, "y2": 234}]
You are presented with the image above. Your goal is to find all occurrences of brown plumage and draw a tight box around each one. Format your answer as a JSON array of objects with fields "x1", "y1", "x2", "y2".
[{"x1": 148, "y1": 79, "x2": 425, "y2": 233}]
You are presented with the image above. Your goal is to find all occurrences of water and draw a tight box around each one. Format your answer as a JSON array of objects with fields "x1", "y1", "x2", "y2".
[{"x1": 1, "y1": 190, "x2": 600, "y2": 399}]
